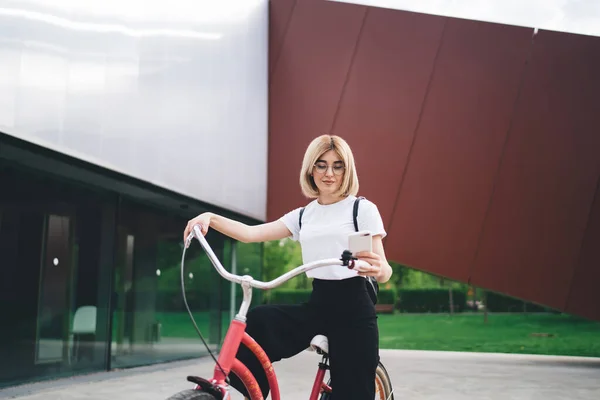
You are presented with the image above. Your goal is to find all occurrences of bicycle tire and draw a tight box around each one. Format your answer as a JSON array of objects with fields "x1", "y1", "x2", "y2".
[
  {"x1": 165, "y1": 389, "x2": 217, "y2": 400},
  {"x1": 319, "y1": 361, "x2": 393, "y2": 400},
  {"x1": 375, "y1": 361, "x2": 394, "y2": 400},
  {"x1": 165, "y1": 364, "x2": 264, "y2": 400}
]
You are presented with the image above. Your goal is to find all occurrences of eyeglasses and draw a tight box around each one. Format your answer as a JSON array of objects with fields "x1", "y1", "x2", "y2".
[{"x1": 313, "y1": 162, "x2": 345, "y2": 176}]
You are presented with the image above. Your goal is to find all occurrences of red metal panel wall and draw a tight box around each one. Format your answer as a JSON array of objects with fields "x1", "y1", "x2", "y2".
[
  {"x1": 268, "y1": 0, "x2": 600, "y2": 320},
  {"x1": 470, "y1": 30, "x2": 600, "y2": 310},
  {"x1": 567, "y1": 182, "x2": 600, "y2": 321},
  {"x1": 388, "y1": 19, "x2": 532, "y2": 281},
  {"x1": 268, "y1": 0, "x2": 296, "y2": 78},
  {"x1": 332, "y1": 8, "x2": 446, "y2": 227},
  {"x1": 268, "y1": 0, "x2": 366, "y2": 218}
]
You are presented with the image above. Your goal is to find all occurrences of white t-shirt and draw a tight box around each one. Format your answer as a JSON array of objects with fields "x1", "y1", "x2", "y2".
[{"x1": 279, "y1": 195, "x2": 387, "y2": 280}]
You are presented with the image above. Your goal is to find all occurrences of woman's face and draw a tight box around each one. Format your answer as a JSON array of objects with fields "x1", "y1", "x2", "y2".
[{"x1": 312, "y1": 150, "x2": 345, "y2": 196}]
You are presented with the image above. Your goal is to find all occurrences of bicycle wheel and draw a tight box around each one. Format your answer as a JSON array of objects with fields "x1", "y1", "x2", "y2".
[
  {"x1": 319, "y1": 361, "x2": 393, "y2": 400},
  {"x1": 165, "y1": 389, "x2": 217, "y2": 400},
  {"x1": 375, "y1": 361, "x2": 394, "y2": 400},
  {"x1": 166, "y1": 365, "x2": 262, "y2": 400}
]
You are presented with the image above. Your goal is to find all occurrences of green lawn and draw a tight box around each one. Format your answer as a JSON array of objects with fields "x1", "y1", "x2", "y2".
[
  {"x1": 377, "y1": 313, "x2": 600, "y2": 357},
  {"x1": 155, "y1": 311, "x2": 600, "y2": 358}
]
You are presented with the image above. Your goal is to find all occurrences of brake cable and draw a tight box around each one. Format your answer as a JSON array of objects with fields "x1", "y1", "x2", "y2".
[{"x1": 180, "y1": 240, "x2": 229, "y2": 384}]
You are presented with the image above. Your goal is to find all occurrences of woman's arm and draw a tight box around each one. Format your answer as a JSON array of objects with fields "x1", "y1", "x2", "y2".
[
  {"x1": 372, "y1": 235, "x2": 393, "y2": 283},
  {"x1": 183, "y1": 212, "x2": 292, "y2": 244},
  {"x1": 355, "y1": 235, "x2": 393, "y2": 283}
]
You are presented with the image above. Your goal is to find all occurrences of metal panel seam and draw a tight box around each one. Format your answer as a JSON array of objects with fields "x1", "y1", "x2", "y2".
[
  {"x1": 269, "y1": 0, "x2": 298, "y2": 85},
  {"x1": 466, "y1": 29, "x2": 537, "y2": 285},
  {"x1": 330, "y1": 7, "x2": 370, "y2": 132},
  {"x1": 384, "y1": 18, "x2": 448, "y2": 243}
]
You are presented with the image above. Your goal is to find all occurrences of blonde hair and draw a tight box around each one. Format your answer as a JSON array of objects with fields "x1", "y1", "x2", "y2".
[{"x1": 299, "y1": 135, "x2": 359, "y2": 198}]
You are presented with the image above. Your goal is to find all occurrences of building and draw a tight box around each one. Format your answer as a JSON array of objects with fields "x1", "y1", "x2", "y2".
[
  {"x1": 267, "y1": 0, "x2": 600, "y2": 322},
  {"x1": 1, "y1": 0, "x2": 600, "y2": 390},
  {"x1": 0, "y1": 0, "x2": 268, "y2": 388}
]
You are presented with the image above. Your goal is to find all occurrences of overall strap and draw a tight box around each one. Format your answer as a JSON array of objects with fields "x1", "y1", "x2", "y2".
[
  {"x1": 299, "y1": 207, "x2": 305, "y2": 229},
  {"x1": 353, "y1": 196, "x2": 365, "y2": 232}
]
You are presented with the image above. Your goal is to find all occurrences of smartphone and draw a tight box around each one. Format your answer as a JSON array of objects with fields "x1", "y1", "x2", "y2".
[{"x1": 348, "y1": 230, "x2": 372, "y2": 256}]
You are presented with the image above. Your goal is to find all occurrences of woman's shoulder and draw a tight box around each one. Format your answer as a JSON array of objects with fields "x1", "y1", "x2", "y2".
[
  {"x1": 355, "y1": 196, "x2": 384, "y2": 221},
  {"x1": 355, "y1": 196, "x2": 386, "y2": 235},
  {"x1": 356, "y1": 195, "x2": 379, "y2": 209}
]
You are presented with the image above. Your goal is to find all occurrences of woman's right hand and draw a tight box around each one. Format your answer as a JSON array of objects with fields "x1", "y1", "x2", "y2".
[{"x1": 183, "y1": 212, "x2": 212, "y2": 244}]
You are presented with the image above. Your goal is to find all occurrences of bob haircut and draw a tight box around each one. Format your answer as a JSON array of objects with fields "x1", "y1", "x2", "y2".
[{"x1": 300, "y1": 134, "x2": 359, "y2": 198}]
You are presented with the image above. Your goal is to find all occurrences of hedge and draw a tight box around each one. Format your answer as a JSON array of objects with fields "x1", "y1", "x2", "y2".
[
  {"x1": 269, "y1": 289, "x2": 311, "y2": 305},
  {"x1": 267, "y1": 288, "x2": 398, "y2": 306},
  {"x1": 266, "y1": 288, "x2": 459, "y2": 312},
  {"x1": 155, "y1": 288, "x2": 552, "y2": 314},
  {"x1": 485, "y1": 291, "x2": 549, "y2": 313},
  {"x1": 397, "y1": 288, "x2": 467, "y2": 313},
  {"x1": 378, "y1": 288, "x2": 397, "y2": 305}
]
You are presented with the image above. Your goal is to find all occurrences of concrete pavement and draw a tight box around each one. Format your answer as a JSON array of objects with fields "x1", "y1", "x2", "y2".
[{"x1": 1, "y1": 349, "x2": 599, "y2": 399}]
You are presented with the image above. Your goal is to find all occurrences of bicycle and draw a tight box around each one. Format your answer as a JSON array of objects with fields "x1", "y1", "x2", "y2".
[{"x1": 167, "y1": 225, "x2": 394, "y2": 400}]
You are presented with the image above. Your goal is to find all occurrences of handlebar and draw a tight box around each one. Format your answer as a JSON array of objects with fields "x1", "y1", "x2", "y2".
[{"x1": 185, "y1": 225, "x2": 363, "y2": 290}]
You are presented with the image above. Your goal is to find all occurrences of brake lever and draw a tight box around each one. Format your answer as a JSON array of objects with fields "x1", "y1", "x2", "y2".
[{"x1": 185, "y1": 232, "x2": 194, "y2": 249}]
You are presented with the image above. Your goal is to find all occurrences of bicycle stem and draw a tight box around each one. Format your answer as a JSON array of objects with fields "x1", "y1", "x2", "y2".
[{"x1": 238, "y1": 280, "x2": 252, "y2": 321}]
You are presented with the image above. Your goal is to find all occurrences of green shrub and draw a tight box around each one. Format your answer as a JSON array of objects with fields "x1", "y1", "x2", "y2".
[
  {"x1": 485, "y1": 292, "x2": 548, "y2": 313},
  {"x1": 268, "y1": 287, "x2": 398, "y2": 306},
  {"x1": 269, "y1": 289, "x2": 312, "y2": 305},
  {"x1": 378, "y1": 288, "x2": 398, "y2": 305},
  {"x1": 398, "y1": 288, "x2": 467, "y2": 313}
]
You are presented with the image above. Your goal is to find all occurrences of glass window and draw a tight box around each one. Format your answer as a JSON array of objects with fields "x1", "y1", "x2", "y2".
[
  {"x1": 0, "y1": 157, "x2": 264, "y2": 386},
  {"x1": 110, "y1": 200, "x2": 225, "y2": 368},
  {"x1": 220, "y1": 240, "x2": 264, "y2": 331},
  {"x1": 0, "y1": 164, "x2": 111, "y2": 388}
]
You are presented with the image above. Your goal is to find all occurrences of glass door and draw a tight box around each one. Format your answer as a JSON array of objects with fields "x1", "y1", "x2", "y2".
[
  {"x1": 111, "y1": 228, "x2": 136, "y2": 360},
  {"x1": 35, "y1": 214, "x2": 74, "y2": 364},
  {"x1": 0, "y1": 161, "x2": 113, "y2": 387}
]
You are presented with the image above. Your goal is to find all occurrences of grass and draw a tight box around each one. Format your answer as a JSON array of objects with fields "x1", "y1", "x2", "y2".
[
  {"x1": 377, "y1": 313, "x2": 600, "y2": 357},
  {"x1": 154, "y1": 311, "x2": 600, "y2": 358}
]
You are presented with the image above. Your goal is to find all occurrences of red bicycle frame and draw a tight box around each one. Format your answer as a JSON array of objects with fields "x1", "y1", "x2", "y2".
[
  {"x1": 199, "y1": 318, "x2": 332, "y2": 400},
  {"x1": 185, "y1": 226, "x2": 356, "y2": 400}
]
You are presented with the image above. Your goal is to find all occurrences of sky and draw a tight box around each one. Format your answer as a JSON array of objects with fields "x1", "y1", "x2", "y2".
[{"x1": 329, "y1": 0, "x2": 600, "y2": 37}]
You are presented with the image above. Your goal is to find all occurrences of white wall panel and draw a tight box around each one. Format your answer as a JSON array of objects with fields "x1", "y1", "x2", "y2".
[{"x1": 0, "y1": 0, "x2": 268, "y2": 220}]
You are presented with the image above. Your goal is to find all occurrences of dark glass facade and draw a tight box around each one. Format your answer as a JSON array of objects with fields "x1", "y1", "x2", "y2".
[{"x1": 0, "y1": 133, "x2": 263, "y2": 388}]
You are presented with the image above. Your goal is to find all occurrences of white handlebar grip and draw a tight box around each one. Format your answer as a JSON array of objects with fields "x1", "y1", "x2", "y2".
[
  {"x1": 192, "y1": 224, "x2": 203, "y2": 238},
  {"x1": 353, "y1": 260, "x2": 372, "y2": 272}
]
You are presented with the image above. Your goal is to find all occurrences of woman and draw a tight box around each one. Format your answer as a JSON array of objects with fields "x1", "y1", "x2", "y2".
[{"x1": 183, "y1": 135, "x2": 392, "y2": 399}]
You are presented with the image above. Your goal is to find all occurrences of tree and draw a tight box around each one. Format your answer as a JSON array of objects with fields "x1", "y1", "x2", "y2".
[
  {"x1": 262, "y1": 238, "x2": 303, "y2": 286},
  {"x1": 388, "y1": 262, "x2": 405, "y2": 289}
]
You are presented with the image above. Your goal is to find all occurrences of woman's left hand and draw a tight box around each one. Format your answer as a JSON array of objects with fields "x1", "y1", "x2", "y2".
[{"x1": 354, "y1": 251, "x2": 382, "y2": 279}]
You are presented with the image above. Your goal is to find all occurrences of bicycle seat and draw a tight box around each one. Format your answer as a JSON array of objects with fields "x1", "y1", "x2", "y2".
[{"x1": 308, "y1": 334, "x2": 329, "y2": 355}]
